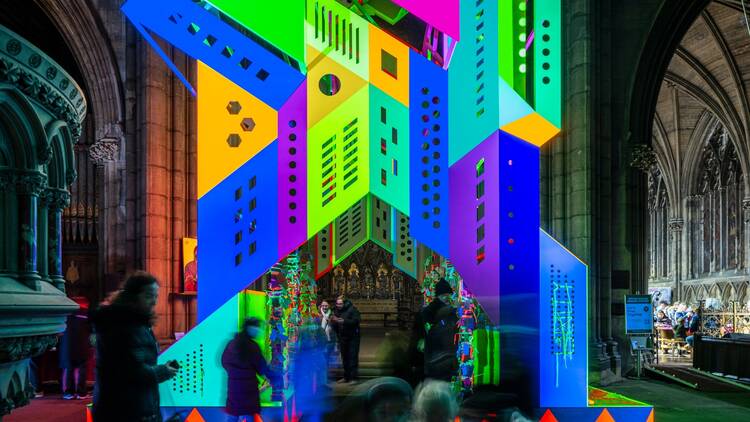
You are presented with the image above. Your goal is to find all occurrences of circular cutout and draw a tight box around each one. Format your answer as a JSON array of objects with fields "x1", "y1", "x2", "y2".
[
  {"x1": 432, "y1": 96, "x2": 440, "y2": 105},
  {"x1": 289, "y1": 161, "x2": 297, "y2": 169},
  {"x1": 432, "y1": 124, "x2": 441, "y2": 132},
  {"x1": 319, "y1": 74, "x2": 341, "y2": 96},
  {"x1": 289, "y1": 188, "x2": 297, "y2": 196},
  {"x1": 543, "y1": 34, "x2": 551, "y2": 42},
  {"x1": 542, "y1": 20, "x2": 550, "y2": 28},
  {"x1": 422, "y1": 170, "x2": 429, "y2": 178},
  {"x1": 289, "y1": 216, "x2": 297, "y2": 224},
  {"x1": 421, "y1": 87, "x2": 430, "y2": 95},
  {"x1": 289, "y1": 147, "x2": 297, "y2": 155},
  {"x1": 542, "y1": 76, "x2": 550, "y2": 84},
  {"x1": 542, "y1": 48, "x2": 550, "y2": 56},
  {"x1": 433, "y1": 193, "x2": 440, "y2": 201},
  {"x1": 432, "y1": 151, "x2": 441, "y2": 159},
  {"x1": 289, "y1": 202, "x2": 297, "y2": 210},
  {"x1": 289, "y1": 175, "x2": 297, "y2": 182},
  {"x1": 289, "y1": 133, "x2": 297, "y2": 141},
  {"x1": 542, "y1": 62, "x2": 550, "y2": 70},
  {"x1": 289, "y1": 120, "x2": 297, "y2": 128}
]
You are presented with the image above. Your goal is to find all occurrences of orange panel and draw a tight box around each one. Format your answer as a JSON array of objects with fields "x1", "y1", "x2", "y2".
[
  {"x1": 501, "y1": 112, "x2": 560, "y2": 147},
  {"x1": 368, "y1": 27, "x2": 409, "y2": 107},
  {"x1": 197, "y1": 61, "x2": 279, "y2": 198},
  {"x1": 646, "y1": 409, "x2": 654, "y2": 422}
]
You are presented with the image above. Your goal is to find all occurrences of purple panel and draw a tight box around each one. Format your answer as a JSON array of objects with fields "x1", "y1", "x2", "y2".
[
  {"x1": 277, "y1": 81, "x2": 307, "y2": 257},
  {"x1": 449, "y1": 132, "x2": 500, "y2": 324}
]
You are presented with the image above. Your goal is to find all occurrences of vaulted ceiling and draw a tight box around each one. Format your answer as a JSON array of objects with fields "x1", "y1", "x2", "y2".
[{"x1": 653, "y1": 1, "x2": 750, "y2": 205}]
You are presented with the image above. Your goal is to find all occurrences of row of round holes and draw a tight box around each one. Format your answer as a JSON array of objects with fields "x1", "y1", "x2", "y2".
[
  {"x1": 419, "y1": 87, "x2": 442, "y2": 229},
  {"x1": 541, "y1": 20, "x2": 552, "y2": 85},
  {"x1": 399, "y1": 217, "x2": 413, "y2": 262},
  {"x1": 507, "y1": 159, "x2": 515, "y2": 270},
  {"x1": 287, "y1": 119, "x2": 298, "y2": 224}
]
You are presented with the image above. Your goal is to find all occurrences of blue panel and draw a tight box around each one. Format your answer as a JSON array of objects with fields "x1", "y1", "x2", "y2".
[
  {"x1": 409, "y1": 51, "x2": 449, "y2": 257},
  {"x1": 497, "y1": 131, "x2": 540, "y2": 406},
  {"x1": 197, "y1": 142, "x2": 279, "y2": 320},
  {"x1": 607, "y1": 407, "x2": 654, "y2": 422},
  {"x1": 539, "y1": 230, "x2": 588, "y2": 408},
  {"x1": 121, "y1": 0, "x2": 304, "y2": 109}
]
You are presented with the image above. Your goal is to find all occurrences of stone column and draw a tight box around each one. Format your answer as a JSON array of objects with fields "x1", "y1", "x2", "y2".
[
  {"x1": 15, "y1": 173, "x2": 46, "y2": 291},
  {"x1": 47, "y1": 189, "x2": 71, "y2": 292},
  {"x1": 37, "y1": 189, "x2": 50, "y2": 284},
  {"x1": 0, "y1": 172, "x2": 13, "y2": 274},
  {"x1": 742, "y1": 198, "x2": 750, "y2": 270},
  {"x1": 668, "y1": 218, "x2": 684, "y2": 300}
]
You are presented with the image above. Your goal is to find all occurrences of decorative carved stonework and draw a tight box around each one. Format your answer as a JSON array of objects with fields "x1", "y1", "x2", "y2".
[
  {"x1": 0, "y1": 172, "x2": 13, "y2": 192},
  {"x1": 743, "y1": 199, "x2": 750, "y2": 223},
  {"x1": 630, "y1": 144, "x2": 658, "y2": 172},
  {"x1": 668, "y1": 218, "x2": 684, "y2": 232},
  {"x1": 89, "y1": 138, "x2": 120, "y2": 164},
  {"x1": 0, "y1": 335, "x2": 57, "y2": 363},
  {"x1": 14, "y1": 173, "x2": 46, "y2": 196}
]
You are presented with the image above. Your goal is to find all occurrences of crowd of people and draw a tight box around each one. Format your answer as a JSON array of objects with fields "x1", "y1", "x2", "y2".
[
  {"x1": 30, "y1": 271, "x2": 531, "y2": 422},
  {"x1": 653, "y1": 301, "x2": 701, "y2": 346}
]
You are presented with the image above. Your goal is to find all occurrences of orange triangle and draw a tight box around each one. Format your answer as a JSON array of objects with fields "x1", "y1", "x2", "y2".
[
  {"x1": 646, "y1": 409, "x2": 655, "y2": 422},
  {"x1": 185, "y1": 408, "x2": 206, "y2": 422},
  {"x1": 540, "y1": 409, "x2": 558, "y2": 422},
  {"x1": 596, "y1": 408, "x2": 615, "y2": 422}
]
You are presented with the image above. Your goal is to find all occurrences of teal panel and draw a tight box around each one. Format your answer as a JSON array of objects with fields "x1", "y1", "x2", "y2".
[
  {"x1": 369, "y1": 194, "x2": 393, "y2": 252},
  {"x1": 448, "y1": 0, "x2": 499, "y2": 165},
  {"x1": 533, "y1": 0, "x2": 562, "y2": 128},
  {"x1": 368, "y1": 86, "x2": 410, "y2": 214},
  {"x1": 393, "y1": 210, "x2": 417, "y2": 277},
  {"x1": 334, "y1": 196, "x2": 369, "y2": 264}
]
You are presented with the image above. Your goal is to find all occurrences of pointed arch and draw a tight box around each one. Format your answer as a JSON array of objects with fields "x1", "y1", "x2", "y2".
[{"x1": 0, "y1": 87, "x2": 47, "y2": 170}]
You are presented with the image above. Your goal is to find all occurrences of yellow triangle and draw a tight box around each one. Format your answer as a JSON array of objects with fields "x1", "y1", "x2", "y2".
[
  {"x1": 306, "y1": 45, "x2": 367, "y2": 129},
  {"x1": 197, "y1": 61, "x2": 278, "y2": 198},
  {"x1": 501, "y1": 111, "x2": 561, "y2": 147}
]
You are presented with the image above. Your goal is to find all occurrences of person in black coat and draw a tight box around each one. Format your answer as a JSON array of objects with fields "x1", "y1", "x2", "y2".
[
  {"x1": 221, "y1": 317, "x2": 277, "y2": 421},
  {"x1": 59, "y1": 296, "x2": 92, "y2": 399},
  {"x1": 331, "y1": 296, "x2": 361, "y2": 383},
  {"x1": 412, "y1": 279, "x2": 458, "y2": 382},
  {"x1": 91, "y1": 272, "x2": 179, "y2": 422}
]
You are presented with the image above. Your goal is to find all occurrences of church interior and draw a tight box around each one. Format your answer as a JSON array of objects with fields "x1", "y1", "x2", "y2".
[{"x1": 1, "y1": 0, "x2": 750, "y2": 421}]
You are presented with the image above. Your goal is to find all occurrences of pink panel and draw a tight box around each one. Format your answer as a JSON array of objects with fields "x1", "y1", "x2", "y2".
[
  {"x1": 392, "y1": 0, "x2": 460, "y2": 41},
  {"x1": 277, "y1": 81, "x2": 307, "y2": 257}
]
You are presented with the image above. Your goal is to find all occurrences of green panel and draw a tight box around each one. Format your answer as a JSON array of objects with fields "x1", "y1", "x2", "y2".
[
  {"x1": 472, "y1": 327, "x2": 500, "y2": 386},
  {"x1": 307, "y1": 87, "x2": 370, "y2": 236},
  {"x1": 369, "y1": 194, "x2": 393, "y2": 252},
  {"x1": 368, "y1": 86, "x2": 410, "y2": 214},
  {"x1": 206, "y1": 0, "x2": 306, "y2": 67},
  {"x1": 333, "y1": 196, "x2": 369, "y2": 264},
  {"x1": 305, "y1": 0, "x2": 370, "y2": 80},
  {"x1": 393, "y1": 210, "x2": 417, "y2": 278},
  {"x1": 448, "y1": 0, "x2": 499, "y2": 165},
  {"x1": 498, "y1": 0, "x2": 528, "y2": 100},
  {"x1": 533, "y1": 0, "x2": 561, "y2": 128}
]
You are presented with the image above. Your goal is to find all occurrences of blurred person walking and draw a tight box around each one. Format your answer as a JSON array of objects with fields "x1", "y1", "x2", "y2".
[{"x1": 60, "y1": 296, "x2": 92, "y2": 400}]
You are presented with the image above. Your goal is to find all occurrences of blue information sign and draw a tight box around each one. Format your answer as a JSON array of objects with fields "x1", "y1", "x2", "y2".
[{"x1": 625, "y1": 295, "x2": 653, "y2": 334}]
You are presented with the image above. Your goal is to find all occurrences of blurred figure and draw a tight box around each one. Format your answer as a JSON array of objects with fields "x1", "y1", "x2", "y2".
[
  {"x1": 222, "y1": 317, "x2": 277, "y2": 422},
  {"x1": 654, "y1": 310, "x2": 671, "y2": 329},
  {"x1": 91, "y1": 272, "x2": 179, "y2": 422},
  {"x1": 332, "y1": 296, "x2": 361, "y2": 383},
  {"x1": 291, "y1": 320, "x2": 331, "y2": 421},
  {"x1": 333, "y1": 376, "x2": 413, "y2": 422},
  {"x1": 412, "y1": 279, "x2": 458, "y2": 382},
  {"x1": 60, "y1": 296, "x2": 92, "y2": 400},
  {"x1": 319, "y1": 301, "x2": 336, "y2": 364},
  {"x1": 411, "y1": 380, "x2": 458, "y2": 422}
]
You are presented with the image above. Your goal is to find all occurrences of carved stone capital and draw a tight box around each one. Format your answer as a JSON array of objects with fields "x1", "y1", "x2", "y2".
[
  {"x1": 668, "y1": 218, "x2": 684, "y2": 232},
  {"x1": 89, "y1": 138, "x2": 120, "y2": 165},
  {"x1": 14, "y1": 173, "x2": 46, "y2": 196},
  {"x1": 743, "y1": 199, "x2": 750, "y2": 223},
  {"x1": 0, "y1": 334, "x2": 57, "y2": 363},
  {"x1": 44, "y1": 188, "x2": 71, "y2": 210},
  {"x1": 630, "y1": 144, "x2": 658, "y2": 172}
]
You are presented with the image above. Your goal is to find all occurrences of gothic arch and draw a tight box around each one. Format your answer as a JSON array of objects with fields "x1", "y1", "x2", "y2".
[
  {"x1": 683, "y1": 112, "x2": 720, "y2": 196},
  {"x1": 44, "y1": 121, "x2": 76, "y2": 189},
  {"x1": 0, "y1": 87, "x2": 47, "y2": 170},
  {"x1": 33, "y1": 0, "x2": 124, "y2": 139}
]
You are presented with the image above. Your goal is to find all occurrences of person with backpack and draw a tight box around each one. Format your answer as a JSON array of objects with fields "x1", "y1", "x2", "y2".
[{"x1": 413, "y1": 279, "x2": 459, "y2": 382}]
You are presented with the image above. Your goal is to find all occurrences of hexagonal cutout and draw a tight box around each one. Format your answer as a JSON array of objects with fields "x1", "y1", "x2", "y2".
[
  {"x1": 240, "y1": 117, "x2": 256, "y2": 132},
  {"x1": 227, "y1": 133, "x2": 242, "y2": 148},
  {"x1": 226, "y1": 101, "x2": 242, "y2": 115}
]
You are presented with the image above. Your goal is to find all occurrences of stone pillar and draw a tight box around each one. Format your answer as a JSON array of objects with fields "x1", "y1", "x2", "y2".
[
  {"x1": 14, "y1": 173, "x2": 46, "y2": 291},
  {"x1": 669, "y1": 218, "x2": 684, "y2": 300},
  {"x1": 742, "y1": 198, "x2": 750, "y2": 271},
  {"x1": 0, "y1": 172, "x2": 13, "y2": 274},
  {"x1": 47, "y1": 189, "x2": 71, "y2": 292}
]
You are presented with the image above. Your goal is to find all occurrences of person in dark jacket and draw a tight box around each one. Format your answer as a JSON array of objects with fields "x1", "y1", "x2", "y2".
[
  {"x1": 59, "y1": 296, "x2": 92, "y2": 400},
  {"x1": 91, "y1": 272, "x2": 179, "y2": 422},
  {"x1": 222, "y1": 317, "x2": 277, "y2": 421},
  {"x1": 412, "y1": 279, "x2": 458, "y2": 382},
  {"x1": 331, "y1": 296, "x2": 361, "y2": 383}
]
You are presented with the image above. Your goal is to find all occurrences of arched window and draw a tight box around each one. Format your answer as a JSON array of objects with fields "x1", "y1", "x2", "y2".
[{"x1": 647, "y1": 167, "x2": 670, "y2": 280}]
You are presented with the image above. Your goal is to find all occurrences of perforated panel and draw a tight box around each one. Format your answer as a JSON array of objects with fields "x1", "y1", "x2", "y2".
[
  {"x1": 539, "y1": 231, "x2": 587, "y2": 408},
  {"x1": 534, "y1": 0, "x2": 562, "y2": 128},
  {"x1": 369, "y1": 194, "x2": 393, "y2": 252},
  {"x1": 305, "y1": 0, "x2": 370, "y2": 80},
  {"x1": 449, "y1": 132, "x2": 500, "y2": 323},
  {"x1": 277, "y1": 81, "x2": 308, "y2": 257},
  {"x1": 122, "y1": 0, "x2": 304, "y2": 109},
  {"x1": 307, "y1": 87, "x2": 370, "y2": 236},
  {"x1": 369, "y1": 26, "x2": 409, "y2": 106},
  {"x1": 369, "y1": 86, "x2": 409, "y2": 214},
  {"x1": 333, "y1": 196, "x2": 369, "y2": 264},
  {"x1": 197, "y1": 142, "x2": 278, "y2": 321},
  {"x1": 409, "y1": 51, "x2": 449, "y2": 257},
  {"x1": 314, "y1": 224, "x2": 333, "y2": 278},
  {"x1": 393, "y1": 210, "x2": 417, "y2": 278},
  {"x1": 447, "y1": 0, "x2": 499, "y2": 165},
  {"x1": 498, "y1": 1, "x2": 528, "y2": 99}
]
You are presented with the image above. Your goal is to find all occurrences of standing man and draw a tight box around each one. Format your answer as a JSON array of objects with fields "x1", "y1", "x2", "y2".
[
  {"x1": 413, "y1": 279, "x2": 458, "y2": 382},
  {"x1": 332, "y1": 296, "x2": 361, "y2": 384}
]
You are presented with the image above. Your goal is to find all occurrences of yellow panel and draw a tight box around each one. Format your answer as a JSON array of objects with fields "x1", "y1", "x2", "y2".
[
  {"x1": 197, "y1": 62, "x2": 278, "y2": 198},
  {"x1": 368, "y1": 27, "x2": 409, "y2": 107},
  {"x1": 307, "y1": 45, "x2": 367, "y2": 128},
  {"x1": 500, "y1": 112, "x2": 560, "y2": 147}
]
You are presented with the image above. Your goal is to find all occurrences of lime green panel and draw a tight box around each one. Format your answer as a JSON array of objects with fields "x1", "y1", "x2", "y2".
[
  {"x1": 307, "y1": 87, "x2": 370, "y2": 236},
  {"x1": 305, "y1": 0, "x2": 370, "y2": 80},
  {"x1": 238, "y1": 290, "x2": 273, "y2": 404},
  {"x1": 206, "y1": 0, "x2": 305, "y2": 67},
  {"x1": 472, "y1": 327, "x2": 500, "y2": 386},
  {"x1": 498, "y1": 0, "x2": 528, "y2": 100},
  {"x1": 368, "y1": 86, "x2": 410, "y2": 214},
  {"x1": 533, "y1": 0, "x2": 561, "y2": 128}
]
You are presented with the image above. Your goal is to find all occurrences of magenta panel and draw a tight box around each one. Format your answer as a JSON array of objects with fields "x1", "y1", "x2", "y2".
[
  {"x1": 392, "y1": 0, "x2": 460, "y2": 41},
  {"x1": 277, "y1": 81, "x2": 307, "y2": 257},
  {"x1": 449, "y1": 132, "x2": 500, "y2": 323}
]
